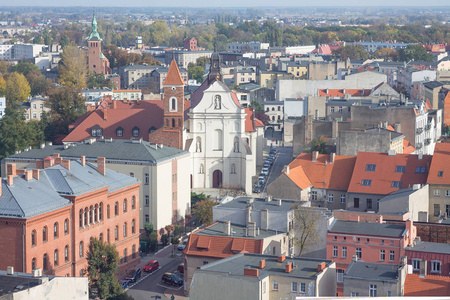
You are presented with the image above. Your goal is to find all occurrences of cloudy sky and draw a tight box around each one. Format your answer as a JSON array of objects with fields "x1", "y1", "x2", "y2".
[{"x1": 6, "y1": 0, "x2": 450, "y2": 7}]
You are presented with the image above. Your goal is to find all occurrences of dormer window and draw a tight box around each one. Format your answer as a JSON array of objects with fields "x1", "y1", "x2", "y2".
[
  {"x1": 132, "y1": 127, "x2": 139, "y2": 137},
  {"x1": 438, "y1": 171, "x2": 444, "y2": 177},
  {"x1": 365, "y1": 164, "x2": 376, "y2": 171},
  {"x1": 116, "y1": 127, "x2": 123, "y2": 137},
  {"x1": 149, "y1": 126, "x2": 156, "y2": 133},
  {"x1": 91, "y1": 125, "x2": 102, "y2": 137}
]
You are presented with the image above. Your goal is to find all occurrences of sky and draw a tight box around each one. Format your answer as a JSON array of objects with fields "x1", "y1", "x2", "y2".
[{"x1": 5, "y1": 0, "x2": 450, "y2": 7}]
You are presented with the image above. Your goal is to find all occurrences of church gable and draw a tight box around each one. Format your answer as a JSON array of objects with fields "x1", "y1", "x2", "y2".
[{"x1": 190, "y1": 81, "x2": 242, "y2": 114}]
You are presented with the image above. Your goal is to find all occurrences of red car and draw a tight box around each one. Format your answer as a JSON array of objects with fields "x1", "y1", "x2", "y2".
[{"x1": 143, "y1": 260, "x2": 159, "y2": 273}]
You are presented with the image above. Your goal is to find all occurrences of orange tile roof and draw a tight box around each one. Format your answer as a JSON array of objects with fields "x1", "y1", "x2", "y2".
[
  {"x1": 404, "y1": 274, "x2": 450, "y2": 296},
  {"x1": 425, "y1": 99, "x2": 433, "y2": 110},
  {"x1": 287, "y1": 153, "x2": 356, "y2": 190},
  {"x1": 348, "y1": 152, "x2": 432, "y2": 195},
  {"x1": 254, "y1": 118, "x2": 264, "y2": 127},
  {"x1": 244, "y1": 108, "x2": 256, "y2": 132},
  {"x1": 163, "y1": 60, "x2": 185, "y2": 86},
  {"x1": 427, "y1": 143, "x2": 450, "y2": 184},
  {"x1": 403, "y1": 140, "x2": 416, "y2": 154},
  {"x1": 318, "y1": 89, "x2": 372, "y2": 97}
]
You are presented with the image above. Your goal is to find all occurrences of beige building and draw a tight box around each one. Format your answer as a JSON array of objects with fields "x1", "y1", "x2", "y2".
[
  {"x1": 22, "y1": 97, "x2": 50, "y2": 121},
  {"x1": 113, "y1": 89, "x2": 142, "y2": 100},
  {"x1": 165, "y1": 50, "x2": 213, "y2": 69},
  {"x1": 189, "y1": 253, "x2": 336, "y2": 300},
  {"x1": 260, "y1": 71, "x2": 295, "y2": 89},
  {"x1": 1, "y1": 138, "x2": 191, "y2": 231}
]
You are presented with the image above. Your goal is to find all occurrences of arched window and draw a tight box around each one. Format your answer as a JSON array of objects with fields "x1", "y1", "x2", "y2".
[
  {"x1": 107, "y1": 204, "x2": 110, "y2": 219},
  {"x1": 214, "y1": 95, "x2": 221, "y2": 109},
  {"x1": 199, "y1": 163, "x2": 204, "y2": 174},
  {"x1": 272, "y1": 116, "x2": 275, "y2": 121},
  {"x1": 54, "y1": 222, "x2": 59, "y2": 238},
  {"x1": 64, "y1": 219, "x2": 69, "y2": 234},
  {"x1": 43, "y1": 226, "x2": 48, "y2": 242},
  {"x1": 131, "y1": 196, "x2": 136, "y2": 210},
  {"x1": 99, "y1": 233, "x2": 103, "y2": 242},
  {"x1": 99, "y1": 203, "x2": 103, "y2": 221},
  {"x1": 84, "y1": 208, "x2": 88, "y2": 226},
  {"x1": 43, "y1": 254, "x2": 48, "y2": 271},
  {"x1": 79, "y1": 241, "x2": 83, "y2": 257},
  {"x1": 116, "y1": 127, "x2": 123, "y2": 137},
  {"x1": 214, "y1": 129, "x2": 223, "y2": 150},
  {"x1": 149, "y1": 126, "x2": 156, "y2": 133},
  {"x1": 123, "y1": 199, "x2": 127, "y2": 213},
  {"x1": 172, "y1": 118, "x2": 175, "y2": 127},
  {"x1": 195, "y1": 136, "x2": 202, "y2": 152},
  {"x1": 231, "y1": 163, "x2": 236, "y2": 174},
  {"x1": 123, "y1": 223, "x2": 127, "y2": 237},
  {"x1": 94, "y1": 204, "x2": 98, "y2": 222},
  {"x1": 107, "y1": 229, "x2": 110, "y2": 243},
  {"x1": 31, "y1": 230, "x2": 37, "y2": 246},
  {"x1": 115, "y1": 202, "x2": 119, "y2": 216},
  {"x1": 170, "y1": 97, "x2": 177, "y2": 112},
  {"x1": 115, "y1": 226, "x2": 118, "y2": 241},
  {"x1": 32, "y1": 257, "x2": 36, "y2": 270},
  {"x1": 79, "y1": 209, "x2": 83, "y2": 228},
  {"x1": 64, "y1": 245, "x2": 69, "y2": 262},
  {"x1": 123, "y1": 248, "x2": 127, "y2": 263},
  {"x1": 89, "y1": 206, "x2": 93, "y2": 225},
  {"x1": 54, "y1": 249, "x2": 58, "y2": 266},
  {"x1": 278, "y1": 115, "x2": 281, "y2": 120},
  {"x1": 278, "y1": 106, "x2": 281, "y2": 111},
  {"x1": 132, "y1": 245, "x2": 136, "y2": 259},
  {"x1": 132, "y1": 127, "x2": 139, "y2": 137},
  {"x1": 272, "y1": 107, "x2": 275, "y2": 111},
  {"x1": 132, "y1": 219, "x2": 135, "y2": 234},
  {"x1": 266, "y1": 107, "x2": 269, "y2": 112}
]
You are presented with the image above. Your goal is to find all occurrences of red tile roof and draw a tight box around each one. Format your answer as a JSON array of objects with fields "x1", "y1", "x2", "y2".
[
  {"x1": 348, "y1": 152, "x2": 432, "y2": 195},
  {"x1": 163, "y1": 60, "x2": 185, "y2": 86},
  {"x1": 254, "y1": 118, "x2": 264, "y2": 127},
  {"x1": 404, "y1": 274, "x2": 450, "y2": 296},
  {"x1": 318, "y1": 88, "x2": 372, "y2": 97},
  {"x1": 287, "y1": 153, "x2": 356, "y2": 190},
  {"x1": 244, "y1": 108, "x2": 256, "y2": 132},
  {"x1": 427, "y1": 143, "x2": 450, "y2": 184},
  {"x1": 403, "y1": 140, "x2": 416, "y2": 154}
]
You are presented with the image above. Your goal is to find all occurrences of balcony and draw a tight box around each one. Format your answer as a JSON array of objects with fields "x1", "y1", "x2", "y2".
[
  {"x1": 416, "y1": 127, "x2": 424, "y2": 134},
  {"x1": 424, "y1": 138, "x2": 431, "y2": 146},
  {"x1": 425, "y1": 124, "x2": 432, "y2": 131}
]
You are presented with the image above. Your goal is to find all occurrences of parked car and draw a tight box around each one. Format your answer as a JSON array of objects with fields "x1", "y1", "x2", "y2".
[
  {"x1": 178, "y1": 240, "x2": 187, "y2": 251},
  {"x1": 144, "y1": 260, "x2": 159, "y2": 273},
  {"x1": 162, "y1": 272, "x2": 183, "y2": 286},
  {"x1": 261, "y1": 168, "x2": 269, "y2": 176},
  {"x1": 253, "y1": 185, "x2": 261, "y2": 193},
  {"x1": 125, "y1": 268, "x2": 142, "y2": 283},
  {"x1": 177, "y1": 263, "x2": 185, "y2": 274},
  {"x1": 119, "y1": 279, "x2": 130, "y2": 290},
  {"x1": 258, "y1": 175, "x2": 266, "y2": 183}
]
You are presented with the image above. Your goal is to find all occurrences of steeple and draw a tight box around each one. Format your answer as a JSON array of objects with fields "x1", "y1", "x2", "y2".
[
  {"x1": 88, "y1": 11, "x2": 102, "y2": 41},
  {"x1": 208, "y1": 52, "x2": 223, "y2": 84},
  {"x1": 164, "y1": 60, "x2": 185, "y2": 86}
]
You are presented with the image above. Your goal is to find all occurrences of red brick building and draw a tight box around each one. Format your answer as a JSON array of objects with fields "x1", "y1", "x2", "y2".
[
  {"x1": 0, "y1": 156, "x2": 140, "y2": 278},
  {"x1": 183, "y1": 37, "x2": 198, "y2": 51},
  {"x1": 405, "y1": 241, "x2": 450, "y2": 277}
]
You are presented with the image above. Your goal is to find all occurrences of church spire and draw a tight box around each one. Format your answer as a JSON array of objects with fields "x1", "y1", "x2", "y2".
[
  {"x1": 164, "y1": 60, "x2": 185, "y2": 86},
  {"x1": 208, "y1": 52, "x2": 223, "y2": 84},
  {"x1": 88, "y1": 11, "x2": 102, "y2": 41}
]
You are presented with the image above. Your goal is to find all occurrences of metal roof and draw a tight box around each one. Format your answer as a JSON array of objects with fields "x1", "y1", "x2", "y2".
[
  {"x1": 344, "y1": 260, "x2": 399, "y2": 282},
  {"x1": 329, "y1": 220, "x2": 406, "y2": 238},
  {"x1": 405, "y1": 241, "x2": 450, "y2": 255},
  {"x1": 196, "y1": 222, "x2": 284, "y2": 239}
]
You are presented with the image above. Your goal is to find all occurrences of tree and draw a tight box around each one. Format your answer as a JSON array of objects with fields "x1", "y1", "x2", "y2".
[
  {"x1": 308, "y1": 136, "x2": 326, "y2": 154},
  {"x1": 0, "y1": 61, "x2": 9, "y2": 75},
  {"x1": 332, "y1": 44, "x2": 368, "y2": 60},
  {"x1": 398, "y1": 44, "x2": 433, "y2": 62},
  {"x1": 191, "y1": 191, "x2": 208, "y2": 207},
  {"x1": 188, "y1": 64, "x2": 204, "y2": 83},
  {"x1": 250, "y1": 100, "x2": 263, "y2": 112},
  {"x1": 58, "y1": 44, "x2": 87, "y2": 88},
  {"x1": 60, "y1": 34, "x2": 70, "y2": 48},
  {"x1": 372, "y1": 48, "x2": 398, "y2": 61},
  {"x1": 291, "y1": 204, "x2": 322, "y2": 256},
  {"x1": 144, "y1": 222, "x2": 154, "y2": 238},
  {"x1": 27, "y1": 70, "x2": 51, "y2": 96},
  {"x1": 0, "y1": 76, "x2": 5, "y2": 97},
  {"x1": 5, "y1": 72, "x2": 31, "y2": 104},
  {"x1": 86, "y1": 238, "x2": 123, "y2": 299},
  {"x1": 12, "y1": 62, "x2": 38, "y2": 77},
  {"x1": 192, "y1": 198, "x2": 216, "y2": 226}
]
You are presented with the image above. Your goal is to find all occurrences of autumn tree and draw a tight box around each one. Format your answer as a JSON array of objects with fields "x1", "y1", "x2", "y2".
[
  {"x1": 291, "y1": 205, "x2": 322, "y2": 257},
  {"x1": 0, "y1": 77, "x2": 5, "y2": 97},
  {"x1": 332, "y1": 44, "x2": 368, "y2": 60},
  {"x1": 58, "y1": 44, "x2": 87, "y2": 88},
  {"x1": 86, "y1": 238, "x2": 122, "y2": 299},
  {"x1": 192, "y1": 198, "x2": 216, "y2": 226},
  {"x1": 149, "y1": 20, "x2": 170, "y2": 45},
  {"x1": 372, "y1": 48, "x2": 399, "y2": 61},
  {"x1": 308, "y1": 136, "x2": 327, "y2": 154},
  {"x1": 5, "y1": 72, "x2": 31, "y2": 104},
  {"x1": 27, "y1": 70, "x2": 51, "y2": 96}
]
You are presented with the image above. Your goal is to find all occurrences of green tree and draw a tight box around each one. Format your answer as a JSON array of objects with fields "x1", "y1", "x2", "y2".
[
  {"x1": 308, "y1": 136, "x2": 326, "y2": 154},
  {"x1": 188, "y1": 64, "x2": 204, "y2": 83},
  {"x1": 58, "y1": 44, "x2": 87, "y2": 88},
  {"x1": 60, "y1": 34, "x2": 70, "y2": 48},
  {"x1": 372, "y1": 48, "x2": 398, "y2": 61},
  {"x1": 86, "y1": 238, "x2": 123, "y2": 300},
  {"x1": 144, "y1": 222, "x2": 154, "y2": 238},
  {"x1": 12, "y1": 62, "x2": 38, "y2": 77},
  {"x1": 192, "y1": 198, "x2": 216, "y2": 226},
  {"x1": 291, "y1": 204, "x2": 322, "y2": 257},
  {"x1": 332, "y1": 44, "x2": 368, "y2": 60},
  {"x1": 5, "y1": 72, "x2": 31, "y2": 104},
  {"x1": 398, "y1": 44, "x2": 434, "y2": 62},
  {"x1": 27, "y1": 70, "x2": 51, "y2": 96},
  {"x1": 250, "y1": 100, "x2": 263, "y2": 112},
  {"x1": 191, "y1": 191, "x2": 208, "y2": 207},
  {"x1": 149, "y1": 20, "x2": 170, "y2": 45}
]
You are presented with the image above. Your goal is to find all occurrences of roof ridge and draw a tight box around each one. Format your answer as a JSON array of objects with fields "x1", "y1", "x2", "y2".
[{"x1": 163, "y1": 60, "x2": 185, "y2": 86}]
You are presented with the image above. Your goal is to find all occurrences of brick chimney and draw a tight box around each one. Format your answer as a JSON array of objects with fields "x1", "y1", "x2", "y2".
[
  {"x1": 7, "y1": 175, "x2": 13, "y2": 185},
  {"x1": 7, "y1": 164, "x2": 16, "y2": 176},
  {"x1": 35, "y1": 160, "x2": 44, "y2": 169},
  {"x1": 103, "y1": 108, "x2": 108, "y2": 121},
  {"x1": 259, "y1": 260, "x2": 265, "y2": 269},
  {"x1": 81, "y1": 156, "x2": 86, "y2": 166},
  {"x1": 244, "y1": 268, "x2": 259, "y2": 277},
  {"x1": 278, "y1": 255, "x2": 286, "y2": 263},
  {"x1": 406, "y1": 219, "x2": 416, "y2": 245},
  {"x1": 15, "y1": 169, "x2": 26, "y2": 175},
  {"x1": 43, "y1": 157, "x2": 54, "y2": 169},
  {"x1": 377, "y1": 215, "x2": 383, "y2": 223},
  {"x1": 25, "y1": 170, "x2": 32, "y2": 181},
  {"x1": 285, "y1": 262, "x2": 293, "y2": 273},
  {"x1": 61, "y1": 160, "x2": 70, "y2": 170},
  {"x1": 32, "y1": 169, "x2": 40, "y2": 180},
  {"x1": 97, "y1": 157, "x2": 106, "y2": 175},
  {"x1": 312, "y1": 151, "x2": 319, "y2": 162},
  {"x1": 55, "y1": 157, "x2": 62, "y2": 165},
  {"x1": 53, "y1": 153, "x2": 60, "y2": 159},
  {"x1": 317, "y1": 262, "x2": 326, "y2": 272}
]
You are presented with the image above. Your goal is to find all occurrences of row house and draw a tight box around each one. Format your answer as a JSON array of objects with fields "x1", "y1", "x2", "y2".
[
  {"x1": 406, "y1": 240, "x2": 450, "y2": 277},
  {"x1": 0, "y1": 157, "x2": 140, "y2": 278},
  {"x1": 263, "y1": 101, "x2": 284, "y2": 131}
]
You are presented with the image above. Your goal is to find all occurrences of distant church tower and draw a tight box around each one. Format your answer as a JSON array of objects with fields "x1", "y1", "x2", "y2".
[
  {"x1": 87, "y1": 12, "x2": 110, "y2": 74},
  {"x1": 207, "y1": 52, "x2": 223, "y2": 84}
]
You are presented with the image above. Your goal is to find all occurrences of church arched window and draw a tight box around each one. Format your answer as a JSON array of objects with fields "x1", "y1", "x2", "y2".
[
  {"x1": 172, "y1": 118, "x2": 175, "y2": 127},
  {"x1": 170, "y1": 97, "x2": 177, "y2": 112}
]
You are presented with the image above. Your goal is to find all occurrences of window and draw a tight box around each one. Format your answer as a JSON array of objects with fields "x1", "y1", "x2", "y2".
[
  {"x1": 381, "y1": 240, "x2": 384, "y2": 245},
  {"x1": 107, "y1": 205, "x2": 110, "y2": 219},
  {"x1": 380, "y1": 249, "x2": 385, "y2": 261},
  {"x1": 356, "y1": 247, "x2": 362, "y2": 259},
  {"x1": 333, "y1": 246, "x2": 338, "y2": 257},
  {"x1": 366, "y1": 238, "x2": 370, "y2": 244},
  {"x1": 31, "y1": 230, "x2": 37, "y2": 247},
  {"x1": 354, "y1": 198, "x2": 360, "y2": 208},
  {"x1": 131, "y1": 196, "x2": 136, "y2": 209},
  {"x1": 351, "y1": 292, "x2": 359, "y2": 297},
  {"x1": 387, "y1": 291, "x2": 391, "y2": 297},
  {"x1": 389, "y1": 250, "x2": 395, "y2": 262},
  {"x1": 123, "y1": 223, "x2": 127, "y2": 237},
  {"x1": 107, "y1": 229, "x2": 110, "y2": 243},
  {"x1": 328, "y1": 194, "x2": 334, "y2": 202},
  {"x1": 116, "y1": 127, "x2": 123, "y2": 137},
  {"x1": 434, "y1": 204, "x2": 440, "y2": 217},
  {"x1": 132, "y1": 127, "x2": 139, "y2": 137},
  {"x1": 340, "y1": 194, "x2": 345, "y2": 203},
  {"x1": 54, "y1": 249, "x2": 58, "y2": 266},
  {"x1": 339, "y1": 106, "x2": 343, "y2": 113},
  {"x1": 367, "y1": 199, "x2": 372, "y2": 209},
  {"x1": 391, "y1": 241, "x2": 394, "y2": 246},
  {"x1": 434, "y1": 189, "x2": 440, "y2": 196},
  {"x1": 31, "y1": 257, "x2": 36, "y2": 270},
  {"x1": 43, "y1": 226, "x2": 48, "y2": 242},
  {"x1": 123, "y1": 199, "x2": 127, "y2": 213},
  {"x1": 79, "y1": 209, "x2": 83, "y2": 227},
  {"x1": 132, "y1": 245, "x2": 136, "y2": 259},
  {"x1": 365, "y1": 164, "x2": 376, "y2": 171},
  {"x1": 54, "y1": 222, "x2": 59, "y2": 238},
  {"x1": 115, "y1": 202, "x2": 119, "y2": 216},
  {"x1": 145, "y1": 214, "x2": 149, "y2": 223},
  {"x1": 272, "y1": 280, "x2": 278, "y2": 290},
  {"x1": 91, "y1": 128, "x2": 102, "y2": 137},
  {"x1": 99, "y1": 233, "x2": 103, "y2": 242},
  {"x1": 170, "y1": 97, "x2": 177, "y2": 112},
  {"x1": 145, "y1": 173, "x2": 149, "y2": 184},
  {"x1": 311, "y1": 191, "x2": 317, "y2": 201},
  {"x1": 431, "y1": 260, "x2": 441, "y2": 273},
  {"x1": 132, "y1": 219, "x2": 136, "y2": 234},
  {"x1": 64, "y1": 245, "x2": 69, "y2": 262},
  {"x1": 369, "y1": 284, "x2": 377, "y2": 297},
  {"x1": 438, "y1": 171, "x2": 444, "y2": 177},
  {"x1": 337, "y1": 269, "x2": 344, "y2": 283},
  {"x1": 79, "y1": 242, "x2": 83, "y2": 257},
  {"x1": 291, "y1": 282, "x2": 298, "y2": 292},
  {"x1": 357, "y1": 238, "x2": 360, "y2": 243},
  {"x1": 342, "y1": 247, "x2": 347, "y2": 258},
  {"x1": 334, "y1": 236, "x2": 337, "y2": 241},
  {"x1": 43, "y1": 254, "x2": 48, "y2": 271},
  {"x1": 343, "y1": 237, "x2": 346, "y2": 242},
  {"x1": 123, "y1": 248, "x2": 127, "y2": 263},
  {"x1": 415, "y1": 166, "x2": 426, "y2": 174},
  {"x1": 99, "y1": 203, "x2": 103, "y2": 221},
  {"x1": 300, "y1": 282, "x2": 306, "y2": 293},
  {"x1": 395, "y1": 165, "x2": 406, "y2": 173},
  {"x1": 115, "y1": 226, "x2": 118, "y2": 241},
  {"x1": 412, "y1": 259, "x2": 421, "y2": 271},
  {"x1": 446, "y1": 190, "x2": 450, "y2": 197},
  {"x1": 64, "y1": 219, "x2": 69, "y2": 234},
  {"x1": 145, "y1": 195, "x2": 149, "y2": 206},
  {"x1": 331, "y1": 106, "x2": 335, "y2": 113},
  {"x1": 94, "y1": 204, "x2": 98, "y2": 222},
  {"x1": 392, "y1": 181, "x2": 402, "y2": 188},
  {"x1": 361, "y1": 179, "x2": 372, "y2": 186}
]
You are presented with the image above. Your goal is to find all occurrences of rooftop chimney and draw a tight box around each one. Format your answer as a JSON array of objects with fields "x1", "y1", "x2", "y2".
[
  {"x1": 248, "y1": 222, "x2": 256, "y2": 237},
  {"x1": 97, "y1": 157, "x2": 106, "y2": 175},
  {"x1": 277, "y1": 199, "x2": 282, "y2": 206},
  {"x1": 55, "y1": 157, "x2": 62, "y2": 165},
  {"x1": 244, "y1": 268, "x2": 259, "y2": 277},
  {"x1": 6, "y1": 266, "x2": 14, "y2": 275},
  {"x1": 32, "y1": 169, "x2": 40, "y2": 180},
  {"x1": 352, "y1": 255, "x2": 358, "y2": 262},
  {"x1": 81, "y1": 156, "x2": 86, "y2": 166},
  {"x1": 265, "y1": 195, "x2": 272, "y2": 202},
  {"x1": 278, "y1": 255, "x2": 286, "y2": 263},
  {"x1": 25, "y1": 170, "x2": 32, "y2": 181},
  {"x1": 53, "y1": 153, "x2": 60, "y2": 159},
  {"x1": 261, "y1": 209, "x2": 269, "y2": 230},
  {"x1": 103, "y1": 108, "x2": 108, "y2": 121},
  {"x1": 330, "y1": 153, "x2": 335, "y2": 164},
  {"x1": 283, "y1": 165, "x2": 290, "y2": 174},
  {"x1": 7, "y1": 164, "x2": 16, "y2": 176},
  {"x1": 61, "y1": 159, "x2": 70, "y2": 170},
  {"x1": 377, "y1": 215, "x2": 383, "y2": 223},
  {"x1": 223, "y1": 221, "x2": 231, "y2": 236},
  {"x1": 259, "y1": 260, "x2": 265, "y2": 269},
  {"x1": 317, "y1": 262, "x2": 326, "y2": 272},
  {"x1": 7, "y1": 175, "x2": 13, "y2": 186},
  {"x1": 285, "y1": 262, "x2": 293, "y2": 273},
  {"x1": 312, "y1": 151, "x2": 319, "y2": 162}
]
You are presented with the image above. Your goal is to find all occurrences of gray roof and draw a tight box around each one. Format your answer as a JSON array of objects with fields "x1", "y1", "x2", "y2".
[
  {"x1": 217, "y1": 197, "x2": 295, "y2": 213},
  {"x1": 264, "y1": 101, "x2": 284, "y2": 106},
  {"x1": 122, "y1": 64, "x2": 159, "y2": 71},
  {"x1": 200, "y1": 253, "x2": 333, "y2": 280},
  {"x1": 6, "y1": 139, "x2": 188, "y2": 164},
  {"x1": 365, "y1": 127, "x2": 404, "y2": 140},
  {"x1": 423, "y1": 81, "x2": 446, "y2": 90},
  {"x1": 329, "y1": 220, "x2": 406, "y2": 238},
  {"x1": 344, "y1": 261, "x2": 399, "y2": 282},
  {"x1": 379, "y1": 185, "x2": 422, "y2": 203},
  {"x1": 236, "y1": 83, "x2": 262, "y2": 92},
  {"x1": 197, "y1": 222, "x2": 285, "y2": 239},
  {"x1": 0, "y1": 270, "x2": 53, "y2": 296},
  {"x1": 405, "y1": 241, "x2": 450, "y2": 255},
  {"x1": 0, "y1": 160, "x2": 139, "y2": 219}
]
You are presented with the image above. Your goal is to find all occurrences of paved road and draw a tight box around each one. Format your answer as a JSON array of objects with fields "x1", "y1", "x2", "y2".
[
  {"x1": 126, "y1": 246, "x2": 187, "y2": 300},
  {"x1": 264, "y1": 146, "x2": 293, "y2": 189}
]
